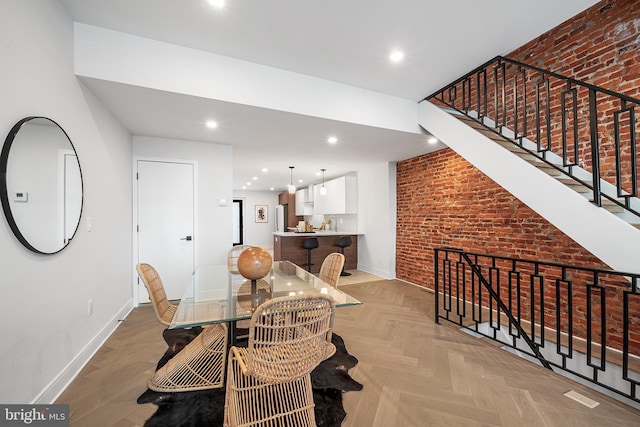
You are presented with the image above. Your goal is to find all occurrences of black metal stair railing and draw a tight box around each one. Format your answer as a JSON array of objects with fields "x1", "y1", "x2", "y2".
[
  {"x1": 425, "y1": 56, "x2": 640, "y2": 218},
  {"x1": 434, "y1": 247, "x2": 640, "y2": 404}
]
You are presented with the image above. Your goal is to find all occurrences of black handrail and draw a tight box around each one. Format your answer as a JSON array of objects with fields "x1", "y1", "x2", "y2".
[
  {"x1": 426, "y1": 56, "x2": 640, "y2": 218},
  {"x1": 425, "y1": 56, "x2": 640, "y2": 106},
  {"x1": 434, "y1": 247, "x2": 640, "y2": 404}
]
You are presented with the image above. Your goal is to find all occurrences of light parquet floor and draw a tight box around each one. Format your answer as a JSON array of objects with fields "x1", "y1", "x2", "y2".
[
  {"x1": 336, "y1": 280, "x2": 640, "y2": 427},
  {"x1": 56, "y1": 275, "x2": 640, "y2": 426}
]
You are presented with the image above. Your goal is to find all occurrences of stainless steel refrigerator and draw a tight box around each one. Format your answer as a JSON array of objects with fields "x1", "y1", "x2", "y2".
[{"x1": 275, "y1": 204, "x2": 288, "y2": 232}]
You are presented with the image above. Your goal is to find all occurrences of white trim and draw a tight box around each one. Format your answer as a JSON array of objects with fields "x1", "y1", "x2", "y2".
[
  {"x1": 34, "y1": 301, "x2": 133, "y2": 404},
  {"x1": 355, "y1": 264, "x2": 395, "y2": 280}
]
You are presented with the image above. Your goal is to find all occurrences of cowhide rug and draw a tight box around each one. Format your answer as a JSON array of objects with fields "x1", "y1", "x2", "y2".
[{"x1": 137, "y1": 329, "x2": 362, "y2": 427}]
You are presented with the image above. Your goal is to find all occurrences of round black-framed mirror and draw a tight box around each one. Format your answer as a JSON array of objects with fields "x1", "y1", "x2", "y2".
[{"x1": 1, "y1": 117, "x2": 84, "y2": 254}]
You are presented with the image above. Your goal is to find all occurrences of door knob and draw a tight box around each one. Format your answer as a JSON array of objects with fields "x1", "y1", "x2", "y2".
[{"x1": 180, "y1": 235, "x2": 193, "y2": 241}]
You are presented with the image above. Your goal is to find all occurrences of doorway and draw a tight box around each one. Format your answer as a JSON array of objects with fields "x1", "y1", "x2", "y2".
[
  {"x1": 232, "y1": 199, "x2": 244, "y2": 246},
  {"x1": 134, "y1": 159, "x2": 196, "y2": 303}
]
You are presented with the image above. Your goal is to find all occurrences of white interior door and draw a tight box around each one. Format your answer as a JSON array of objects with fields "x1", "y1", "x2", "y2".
[{"x1": 137, "y1": 160, "x2": 195, "y2": 302}]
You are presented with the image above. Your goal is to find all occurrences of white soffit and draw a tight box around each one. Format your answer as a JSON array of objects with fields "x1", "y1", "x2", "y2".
[{"x1": 74, "y1": 23, "x2": 422, "y2": 135}]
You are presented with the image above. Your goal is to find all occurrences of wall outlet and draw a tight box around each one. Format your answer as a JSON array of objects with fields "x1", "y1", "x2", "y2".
[{"x1": 88, "y1": 299, "x2": 93, "y2": 315}]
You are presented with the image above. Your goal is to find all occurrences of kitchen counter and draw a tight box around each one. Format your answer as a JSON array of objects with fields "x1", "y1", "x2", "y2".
[
  {"x1": 273, "y1": 231, "x2": 359, "y2": 274},
  {"x1": 273, "y1": 231, "x2": 362, "y2": 237}
]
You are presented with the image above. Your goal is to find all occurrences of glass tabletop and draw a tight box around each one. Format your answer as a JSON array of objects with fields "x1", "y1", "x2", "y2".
[{"x1": 170, "y1": 260, "x2": 362, "y2": 329}]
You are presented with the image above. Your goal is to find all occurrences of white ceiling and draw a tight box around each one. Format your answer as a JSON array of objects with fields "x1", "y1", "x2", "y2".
[{"x1": 60, "y1": 0, "x2": 598, "y2": 191}]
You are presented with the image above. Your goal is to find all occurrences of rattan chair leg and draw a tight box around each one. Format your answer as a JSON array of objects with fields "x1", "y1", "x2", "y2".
[{"x1": 149, "y1": 324, "x2": 228, "y2": 392}]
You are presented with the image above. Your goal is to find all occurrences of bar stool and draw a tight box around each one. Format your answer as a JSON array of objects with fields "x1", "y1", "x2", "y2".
[
  {"x1": 336, "y1": 236, "x2": 352, "y2": 276},
  {"x1": 303, "y1": 237, "x2": 319, "y2": 272}
]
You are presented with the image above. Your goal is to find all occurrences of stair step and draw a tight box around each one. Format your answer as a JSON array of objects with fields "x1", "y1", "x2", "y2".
[
  {"x1": 455, "y1": 114, "x2": 479, "y2": 124},
  {"x1": 556, "y1": 178, "x2": 591, "y2": 193},
  {"x1": 514, "y1": 151, "x2": 539, "y2": 161},
  {"x1": 494, "y1": 139, "x2": 521, "y2": 150},
  {"x1": 600, "y1": 200, "x2": 624, "y2": 213},
  {"x1": 533, "y1": 163, "x2": 562, "y2": 176}
]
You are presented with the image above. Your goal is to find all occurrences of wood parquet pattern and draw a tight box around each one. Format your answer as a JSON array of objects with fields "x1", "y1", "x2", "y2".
[
  {"x1": 335, "y1": 280, "x2": 640, "y2": 427},
  {"x1": 56, "y1": 277, "x2": 640, "y2": 426}
]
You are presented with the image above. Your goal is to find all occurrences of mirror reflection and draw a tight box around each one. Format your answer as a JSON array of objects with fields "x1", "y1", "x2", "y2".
[{"x1": 1, "y1": 117, "x2": 83, "y2": 254}]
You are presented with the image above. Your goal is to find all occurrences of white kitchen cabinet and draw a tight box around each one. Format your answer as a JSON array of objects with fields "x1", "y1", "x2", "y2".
[
  {"x1": 313, "y1": 175, "x2": 357, "y2": 214},
  {"x1": 306, "y1": 184, "x2": 314, "y2": 203},
  {"x1": 295, "y1": 189, "x2": 305, "y2": 215},
  {"x1": 295, "y1": 187, "x2": 314, "y2": 215}
]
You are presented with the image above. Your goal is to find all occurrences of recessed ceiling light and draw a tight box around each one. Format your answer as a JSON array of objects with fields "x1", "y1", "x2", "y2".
[
  {"x1": 208, "y1": 0, "x2": 224, "y2": 8},
  {"x1": 427, "y1": 136, "x2": 438, "y2": 144},
  {"x1": 328, "y1": 136, "x2": 338, "y2": 144},
  {"x1": 206, "y1": 120, "x2": 218, "y2": 129},
  {"x1": 246, "y1": 182, "x2": 251, "y2": 186},
  {"x1": 262, "y1": 168, "x2": 268, "y2": 173},
  {"x1": 270, "y1": 187, "x2": 275, "y2": 191},
  {"x1": 252, "y1": 176, "x2": 258, "y2": 181},
  {"x1": 242, "y1": 186, "x2": 246, "y2": 190},
  {"x1": 389, "y1": 50, "x2": 404, "y2": 63}
]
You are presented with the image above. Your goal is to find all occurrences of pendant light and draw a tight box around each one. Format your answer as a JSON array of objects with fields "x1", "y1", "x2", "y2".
[
  {"x1": 320, "y1": 168, "x2": 327, "y2": 196},
  {"x1": 287, "y1": 166, "x2": 296, "y2": 194}
]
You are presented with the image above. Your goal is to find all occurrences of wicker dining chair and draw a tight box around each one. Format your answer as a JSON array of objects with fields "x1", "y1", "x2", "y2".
[
  {"x1": 137, "y1": 263, "x2": 228, "y2": 391},
  {"x1": 317, "y1": 253, "x2": 344, "y2": 359},
  {"x1": 136, "y1": 263, "x2": 177, "y2": 326},
  {"x1": 318, "y1": 252, "x2": 345, "y2": 288},
  {"x1": 223, "y1": 294, "x2": 336, "y2": 427},
  {"x1": 227, "y1": 245, "x2": 253, "y2": 273},
  {"x1": 148, "y1": 323, "x2": 228, "y2": 392}
]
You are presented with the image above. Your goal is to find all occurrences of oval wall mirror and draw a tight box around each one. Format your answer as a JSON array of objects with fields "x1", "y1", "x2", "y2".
[{"x1": 1, "y1": 117, "x2": 83, "y2": 254}]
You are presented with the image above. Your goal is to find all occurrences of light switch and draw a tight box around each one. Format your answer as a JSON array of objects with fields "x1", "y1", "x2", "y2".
[
  {"x1": 219, "y1": 198, "x2": 228, "y2": 206},
  {"x1": 87, "y1": 216, "x2": 93, "y2": 232}
]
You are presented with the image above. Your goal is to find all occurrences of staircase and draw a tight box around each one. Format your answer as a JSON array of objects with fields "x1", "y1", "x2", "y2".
[
  {"x1": 455, "y1": 113, "x2": 640, "y2": 227},
  {"x1": 417, "y1": 56, "x2": 640, "y2": 275}
]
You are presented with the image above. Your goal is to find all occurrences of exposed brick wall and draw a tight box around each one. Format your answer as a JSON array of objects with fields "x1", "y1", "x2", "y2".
[
  {"x1": 507, "y1": 0, "x2": 640, "y2": 187},
  {"x1": 507, "y1": 0, "x2": 640, "y2": 98},
  {"x1": 430, "y1": 1, "x2": 640, "y2": 189},
  {"x1": 396, "y1": 149, "x2": 640, "y2": 353},
  {"x1": 396, "y1": 149, "x2": 608, "y2": 289}
]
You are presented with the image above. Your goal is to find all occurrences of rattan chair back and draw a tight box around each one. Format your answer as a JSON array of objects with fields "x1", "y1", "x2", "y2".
[
  {"x1": 136, "y1": 263, "x2": 177, "y2": 326},
  {"x1": 246, "y1": 294, "x2": 335, "y2": 383},
  {"x1": 224, "y1": 295, "x2": 335, "y2": 426},
  {"x1": 227, "y1": 245, "x2": 252, "y2": 273},
  {"x1": 318, "y1": 252, "x2": 345, "y2": 288}
]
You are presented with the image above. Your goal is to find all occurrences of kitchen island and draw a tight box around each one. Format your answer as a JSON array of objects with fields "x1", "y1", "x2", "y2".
[{"x1": 273, "y1": 231, "x2": 359, "y2": 274}]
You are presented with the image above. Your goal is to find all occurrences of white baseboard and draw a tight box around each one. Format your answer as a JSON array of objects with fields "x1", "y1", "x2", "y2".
[
  {"x1": 34, "y1": 300, "x2": 134, "y2": 404},
  {"x1": 356, "y1": 263, "x2": 394, "y2": 280}
]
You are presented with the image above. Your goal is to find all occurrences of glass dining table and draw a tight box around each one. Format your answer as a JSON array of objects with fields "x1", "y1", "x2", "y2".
[{"x1": 170, "y1": 260, "x2": 362, "y2": 344}]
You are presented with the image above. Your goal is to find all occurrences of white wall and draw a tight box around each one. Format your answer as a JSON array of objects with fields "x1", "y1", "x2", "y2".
[
  {"x1": 0, "y1": 0, "x2": 133, "y2": 404},
  {"x1": 133, "y1": 136, "x2": 233, "y2": 267},
  {"x1": 355, "y1": 162, "x2": 397, "y2": 279},
  {"x1": 232, "y1": 190, "x2": 280, "y2": 248}
]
